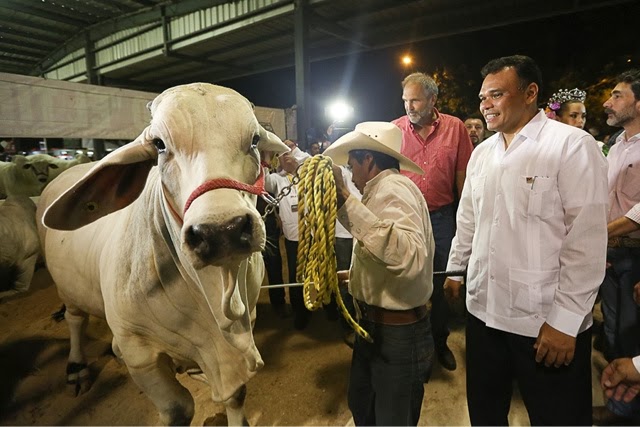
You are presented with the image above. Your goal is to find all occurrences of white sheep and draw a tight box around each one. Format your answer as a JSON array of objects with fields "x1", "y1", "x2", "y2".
[
  {"x1": 0, "y1": 153, "x2": 91, "y2": 198},
  {"x1": 0, "y1": 195, "x2": 39, "y2": 300}
]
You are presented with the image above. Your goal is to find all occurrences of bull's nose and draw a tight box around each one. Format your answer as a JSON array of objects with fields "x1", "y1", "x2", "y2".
[{"x1": 185, "y1": 214, "x2": 254, "y2": 263}]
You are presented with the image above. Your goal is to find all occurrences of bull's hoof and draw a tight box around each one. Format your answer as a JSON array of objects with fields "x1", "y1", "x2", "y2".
[
  {"x1": 66, "y1": 362, "x2": 92, "y2": 396},
  {"x1": 51, "y1": 304, "x2": 66, "y2": 322},
  {"x1": 203, "y1": 413, "x2": 228, "y2": 426}
]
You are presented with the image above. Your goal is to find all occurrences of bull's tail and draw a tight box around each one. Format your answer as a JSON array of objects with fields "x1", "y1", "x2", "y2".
[{"x1": 51, "y1": 304, "x2": 66, "y2": 322}]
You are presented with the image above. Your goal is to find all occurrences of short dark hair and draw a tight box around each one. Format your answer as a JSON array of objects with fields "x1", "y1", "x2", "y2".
[
  {"x1": 465, "y1": 113, "x2": 484, "y2": 122},
  {"x1": 616, "y1": 69, "x2": 640, "y2": 101},
  {"x1": 349, "y1": 149, "x2": 400, "y2": 172},
  {"x1": 480, "y1": 55, "x2": 543, "y2": 96}
]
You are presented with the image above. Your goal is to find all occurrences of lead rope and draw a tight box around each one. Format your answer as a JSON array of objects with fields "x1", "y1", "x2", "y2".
[{"x1": 296, "y1": 155, "x2": 372, "y2": 343}]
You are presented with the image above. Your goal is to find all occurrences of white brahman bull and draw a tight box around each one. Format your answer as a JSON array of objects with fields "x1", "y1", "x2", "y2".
[
  {"x1": 37, "y1": 83, "x2": 288, "y2": 425},
  {"x1": 0, "y1": 195, "x2": 39, "y2": 300}
]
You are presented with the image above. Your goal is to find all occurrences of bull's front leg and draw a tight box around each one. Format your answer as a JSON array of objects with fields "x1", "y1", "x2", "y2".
[
  {"x1": 120, "y1": 341, "x2": 195, "y2": 426},
  {"x1": 223, "y1": 384, "x2": 249, "y2": 426},
  {"x1": 64, "y1": 304, "x2": 92, "y2": 396}
]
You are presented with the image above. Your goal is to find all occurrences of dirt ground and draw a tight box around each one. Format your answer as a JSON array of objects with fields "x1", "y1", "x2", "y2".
[
  {"x1": 0, "y1": 267, "x2": 356, "y2": 426},
  {"x1": 0, "y1": 267, "x2": 609, "y2": 426}
]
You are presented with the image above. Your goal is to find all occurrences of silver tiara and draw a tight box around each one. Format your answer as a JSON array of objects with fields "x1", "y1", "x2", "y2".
[{"x1": 547, "y1": 88, "x2": 587, "y2": 111}]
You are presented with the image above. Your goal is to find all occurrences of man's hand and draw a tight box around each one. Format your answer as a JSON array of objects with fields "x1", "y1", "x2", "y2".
[
  {"x1": 443, "y1": 277, "x2": 463, "y2": 304},
  {"x1": 283, "y1": 139, "x2": 296, "y2": 150},
  {"x1": 331, "y1": 164, "x2": 350, "y2": 208},
  {"x1": 534, "y1": 322, "x2": 576, "y2": 367},
  {"x1": 601, "y1": 358, "x2": 640, "y2": 402},
  {"x1": 337, "y1": 270, "x2": 350, "y2": 288}
]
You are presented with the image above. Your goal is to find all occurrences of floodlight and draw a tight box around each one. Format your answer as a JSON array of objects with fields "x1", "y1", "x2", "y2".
[{"x1": 326, "y1": 100, "x2": 354, "y2": 123}]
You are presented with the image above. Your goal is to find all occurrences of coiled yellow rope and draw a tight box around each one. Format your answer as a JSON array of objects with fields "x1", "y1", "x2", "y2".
[{"x1": 296, "y1": 155, "x2": 372, "y2": 342}]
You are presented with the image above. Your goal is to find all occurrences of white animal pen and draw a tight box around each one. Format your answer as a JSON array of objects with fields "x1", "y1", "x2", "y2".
[{"x1": 0, "y1": 72, "x2": 293, "y2": 142}]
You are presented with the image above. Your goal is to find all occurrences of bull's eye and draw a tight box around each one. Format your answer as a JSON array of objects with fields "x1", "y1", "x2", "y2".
[
  {"x1": 251, "y1": 134, "x2": 260, "y2": 148},
  {"x1": 22, "y1": 164, "x2": 31, "y2": 170},
  {"x1": 152, "y1": 138, "x2": 166, "y2": 153},
  {"x1": 49, "y1": 164, "x2": 59, "y2": 169}
]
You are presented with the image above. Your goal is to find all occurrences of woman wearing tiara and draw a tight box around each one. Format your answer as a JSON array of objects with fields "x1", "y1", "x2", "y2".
[
  {"x1": 545, "y1": 88, "x2": 587, "y2": 129},
  {"x1": 546, "y1": 87, "x2": 606, "y2": 153}
]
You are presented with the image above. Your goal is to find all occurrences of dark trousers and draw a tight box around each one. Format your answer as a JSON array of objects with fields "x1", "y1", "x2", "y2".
[
  {"x1": 465, "y1": 314, "x2": 592, "y2": 426},
  {"x1": 262, "y1": 211, "x2": 285, "y2": 305},
  {"x1": 429, "y1": 203, "x2": 456, "y2": 348},
  {"x1": 348, "y1": 316, "x2": 434, "y2": 426},
  {"x1": 284, "y1": 238, "x2": 307, "y2": 321}
]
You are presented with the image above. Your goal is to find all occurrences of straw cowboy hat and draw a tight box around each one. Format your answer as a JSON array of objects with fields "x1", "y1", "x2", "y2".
[{"x1": 323, "y1": 121, "x2": 424, "y2": 175}]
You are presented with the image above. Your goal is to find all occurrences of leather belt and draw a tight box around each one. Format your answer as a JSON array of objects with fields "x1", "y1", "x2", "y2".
[
  {"x1": 357, "y1": 301, "x2": 427, "y2": 325},
  {"x1": 608, "y1": 236, "x2": 640, "y2": 248}
]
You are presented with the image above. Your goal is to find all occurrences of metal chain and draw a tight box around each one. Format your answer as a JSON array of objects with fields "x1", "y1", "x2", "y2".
[{"x1": 261, "y1": 166, "x2": 301, "y2": 218}]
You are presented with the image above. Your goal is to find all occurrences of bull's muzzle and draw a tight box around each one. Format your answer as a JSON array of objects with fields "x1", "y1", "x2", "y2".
[{"x1": 185, "y1": 214, "x2": 255, "y2": 264}]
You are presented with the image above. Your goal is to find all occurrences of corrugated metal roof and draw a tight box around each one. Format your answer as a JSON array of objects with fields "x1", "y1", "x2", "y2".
[{"x1": 0, "y1": 0, "x2": 637, "y2": 93}]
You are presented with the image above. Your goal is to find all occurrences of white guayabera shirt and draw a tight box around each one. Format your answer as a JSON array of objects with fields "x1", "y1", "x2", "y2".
[{"x1": 447, "y1": 111, "x2": 608, "y2": 338}]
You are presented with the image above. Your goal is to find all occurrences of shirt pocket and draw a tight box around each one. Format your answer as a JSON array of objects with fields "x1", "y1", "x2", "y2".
[
  {"x1": 471, "y1": 175, "x2": 486, "y2": 214},
  {"x1": 509, "y1": 268, "x2": 559, "y2": 315},
  {"x1": 466, "y1": 257, "x2": 484, "y2": 302},
  {"x1": 621, "y1": 164, "x2": 640, "y2": 200},
  {"x1": 516, "y1": 176, "x2": 557, "y2": 220},
  {"x1": 435, "y1": 145, "x2": 455, "y2": 173}
]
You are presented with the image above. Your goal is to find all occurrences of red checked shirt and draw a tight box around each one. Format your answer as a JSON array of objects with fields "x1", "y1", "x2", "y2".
[{"x1": 393, "y1": 111, "x2": 473, "y2": 211}]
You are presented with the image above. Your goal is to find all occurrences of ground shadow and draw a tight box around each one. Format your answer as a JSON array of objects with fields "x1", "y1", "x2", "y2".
[{"x1": 0, "y1": 336, "x2": 67, "y2": 416}]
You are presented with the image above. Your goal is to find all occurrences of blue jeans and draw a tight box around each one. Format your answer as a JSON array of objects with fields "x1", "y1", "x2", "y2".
[
  {"x1": 348, "y1": 316, "x2": 434, "y2": 426},
  {"x1": 429, "y1": 204, "x2": 456, "y2": 347},
  {"x1": 601, "y1": 248, "x2": 640, "y2": 358},
  {"x1": 601, "y1": 247, "x2": 640, "y2": 418},
  {"x1": 607, "y1": 395, "x2": 640, "y2": 420}
]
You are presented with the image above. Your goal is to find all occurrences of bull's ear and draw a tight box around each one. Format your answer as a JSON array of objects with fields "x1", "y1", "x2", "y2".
[
  {"x1": 43, "y1": 129, "x2": 158, "y2": 231},
  {"x1": 12, "y1": 155, "x2": 27, "y2": 167},
  {"x1": 257, "y1": 127, "x2": 289, "y2": 154},
  {"x1": 74, "y1": 153, "x2": 91, "y2": 163}
]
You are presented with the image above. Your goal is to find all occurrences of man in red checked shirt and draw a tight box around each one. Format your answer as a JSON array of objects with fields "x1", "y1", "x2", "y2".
[{"x1": 393, "y1": 72, "x2": 473, "y2": 371}]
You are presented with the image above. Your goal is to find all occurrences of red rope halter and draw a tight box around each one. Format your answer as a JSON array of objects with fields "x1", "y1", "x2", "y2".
[{"x1": 183, "y1": 167, "x2": 266, "y2": 216}]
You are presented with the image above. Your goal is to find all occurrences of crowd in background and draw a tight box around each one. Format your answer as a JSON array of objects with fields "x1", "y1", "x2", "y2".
[{"x1": 261, "y1": 55, "x2": 640, "y2": 426}]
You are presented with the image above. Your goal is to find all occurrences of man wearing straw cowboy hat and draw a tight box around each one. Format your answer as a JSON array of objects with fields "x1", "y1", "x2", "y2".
[{"x1": 323, "y1": 121, "x2": 435, "y2": 426}]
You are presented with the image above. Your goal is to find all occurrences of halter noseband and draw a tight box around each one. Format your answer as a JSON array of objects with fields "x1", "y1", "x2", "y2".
[{"x1": 163, "y1": 168, "x2": 267, "y2": 225}]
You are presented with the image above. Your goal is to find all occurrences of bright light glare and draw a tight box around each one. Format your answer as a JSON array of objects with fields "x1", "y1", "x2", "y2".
[
  {"x1": 402, "y1": 55, "x2": 412, "y2": 65},
  {"x1": 326, "y1": 100, "x2": 353, "y2": 122}
]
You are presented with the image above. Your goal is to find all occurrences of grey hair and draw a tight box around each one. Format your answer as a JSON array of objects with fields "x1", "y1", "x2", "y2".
[{"x1": 401, "y1": 72, "x2": 439, "y2": 98}]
